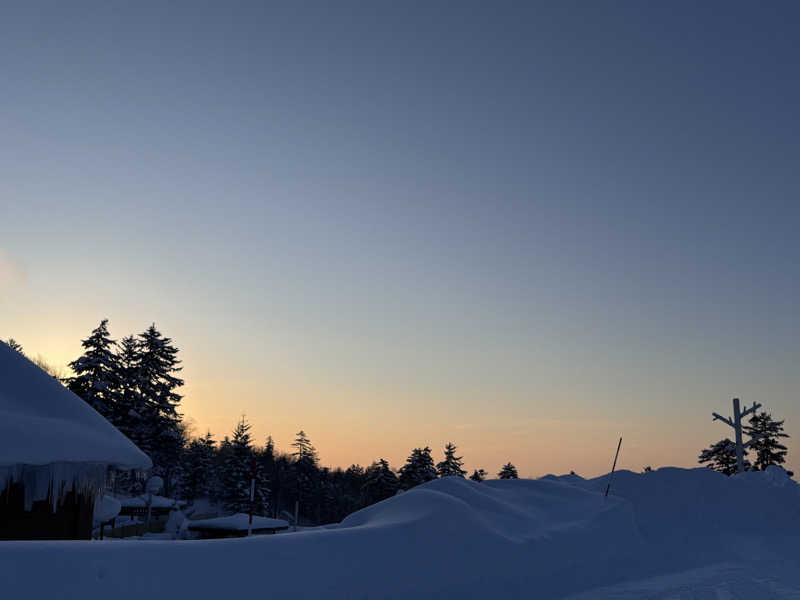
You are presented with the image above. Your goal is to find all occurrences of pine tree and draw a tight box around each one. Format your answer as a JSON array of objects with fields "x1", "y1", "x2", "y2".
[
  {"x1": 221, "y1": 418, "x2": 268, "y2": 514},
  {"x1": 114, "y1": 335, "x2": 145, "y2": 444},
  {"x1": 469, "y1": 469, "x2": 487, "y2": 482},
  {"x1": 436, "y1": 442, "x2": 466, "y2": 478},
  {"x1": 265, "y1": 436, "x2": 275, "y2": 461},
  {"x1": 135, "y1": 325, "x2": 185, "y2": 491},
  {"x1": 179, "y1": 431, "x2": 217, "y2": 502},
  {"x1": 5, "y1": 338, "x2": 23, "y2": 354},
  {"x1": 698, "y1": 438, "x2": 750, "y2": 476},
  {"x1": 65, "y1": 319, "x2": 120, "y2": 419},
  {"x1": 361, "y1": 459, "x2": 399, "y2": 506},
  {"x1": 292, "y1": 430, "x2": 318, "y2": 467},
  {"x1": 498, "y1": 463, "x2": 518, "y2": 479},
  {"x1": 398, "y1": 446, "x2": 437, "y2": 490},
  {"x1": 291, "y1": 430, "x2": 319, "y2": 521},
  {"x1": 744, "y1": 411, "x2": 790, "y2": 471}
]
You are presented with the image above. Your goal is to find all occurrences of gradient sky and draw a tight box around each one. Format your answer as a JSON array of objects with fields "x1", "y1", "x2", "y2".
[{"x1": 2, "y1": 2, "x2": 799, "y2": 477}]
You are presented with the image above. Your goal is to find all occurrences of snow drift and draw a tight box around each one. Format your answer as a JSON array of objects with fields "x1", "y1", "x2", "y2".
[{"x1": 1, "y1": 467, "x2": 799, "y2": 598}]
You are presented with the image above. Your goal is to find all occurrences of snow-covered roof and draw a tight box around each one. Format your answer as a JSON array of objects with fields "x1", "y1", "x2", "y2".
[
  {"x1": 187, "y1": 514, "x2": 289, "y2": 531},
  {"x1": 0, "y1": 342, "x2": 152, "y2": 469}
]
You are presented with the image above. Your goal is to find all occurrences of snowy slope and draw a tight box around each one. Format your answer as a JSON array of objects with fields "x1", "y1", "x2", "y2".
[
  {"x1": 1, "y1": 468, "x2": 799, "y2": 599},
  {"x1": 0, "y1": 342, "x2": 151, "y2": 469}
]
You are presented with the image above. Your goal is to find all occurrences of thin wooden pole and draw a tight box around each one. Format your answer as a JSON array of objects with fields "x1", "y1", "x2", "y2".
[{"x1": 604, "y1": 437, "x2": 623, "y2": 498}]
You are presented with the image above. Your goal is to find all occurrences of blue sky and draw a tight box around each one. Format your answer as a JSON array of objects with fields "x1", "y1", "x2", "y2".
[{"x1": 1, "y1": 2, "x2": 799, "y2": 475}]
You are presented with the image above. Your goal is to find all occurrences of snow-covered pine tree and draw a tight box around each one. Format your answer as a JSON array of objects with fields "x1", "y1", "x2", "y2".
[
  {"x1": 469, "y1": 469, "x2": 487, "y2": 482},
  {"x1": 291, "y1": 430, "x2": 319, "y2": 514},
  {"x1": 5, "y1": 338, "x2": 24, "y2": 354},
  {"x1": 214, "y1": 436, "x2": 232, "y2": 503},
  {"x1": 361, "y1": 459, "x2": 399, "y2": 506},
  {"x1": 113, "y1": 335, "x2": 146, "y2": 444},
  {"x1": 698, "y1": 438, "x2": 749, "y2": 475},
  {"x1": 221, "y1": 418, "x2": 268, "y2": 515},
  {"x1": 135, "y1": 325, "x2": 185, "y2": 492},
  {"x1": 343, "y1": 464, "x2": 366, "y2": 511},
  {"x1": 436, "y1": 442, "x2": 466, "y2": 478},
  {"x1": 497, "y1": 463, "x2": 518, "y2": 479},
  {"x1": 110, "y1": 335, "x2": 148, "y2": 496},
  {"x1": 179, "y1": 431, "x2": 217, "y2": 502},
  {"x1": 744, "y1": 411, "x2": 790, "y2": 470},
  {"x1": 65, "y1": 319, "x2": 120, "y2": 420},
  {"x1": 398, "y1": 446, "x2": 437, "y2": 489}
]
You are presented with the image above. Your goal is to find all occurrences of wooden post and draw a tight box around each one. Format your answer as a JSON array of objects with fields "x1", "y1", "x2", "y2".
[
  {"x1": 732, "y1": 398, "x2": 745, "y2": 473},
  {"x1": 248, "y1": 456, "x2": 256, "y2": 537},
  {"x1": 293, "y1": 500, "x2": 299, "y2": 532},
  {"x1": 604, "y1": 437, "x2": 623, "y2": 498},
  {"x1": 145, "y1": 492, "x2": 152, "y2": 533},
  {"x1": 712, "y1": 398, "x2": 761, "y2": 473}
]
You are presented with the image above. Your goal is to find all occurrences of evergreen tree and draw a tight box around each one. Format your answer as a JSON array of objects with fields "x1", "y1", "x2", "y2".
[
  {"x1": 498, "y1": 462, "x2": 518, "y2": 479},
  {"x1": 221, "y1": 418, "x2": 268, "y2": 514},
  {"x1": 291, "y1": 430, "x2": 320, "y2": 522},
  {"x1": 259, "y1": 436, "x2": 276, "y2": 478},
  {"x1": 135, "y1": 325, "x2": 185, "y2": 490},
  {"x1": 436, "y1": 442, "x2": 466, "y2": 478},
  {"x1": 698, "y1": 438, "x2": 749, "y2": 475},
  {"x1": 267, "y1": 453, "x2": 293, "y2": 519},
  {"x1": 342, "y1": 464, "x2": 366, "y2": 512},
  {"x1": 292, "y1": 430, "x2": 318, "y2": 467},
  {"x1": 265, "y1": 436, "x2": 275, "y2": 461},
  {"x1": 398, "y1": 446, "x2": 437, "y2": 490},
  {"x1": 179, "y1": 431, "x2": 217, "y2": 502},
  {"x1": 5, "y1": 338, "x2": 23, "y2": 354},
  {"x1": 744, "y1": 411, "x2": 790, "y2": 470},
  {"x1": 113, "y1": 335, "x2": 145, "y2": 442},
  {"x1": 65, "y1": 319, "x2": 120, "y2": 419},
  {"x1": 361, "y1": 459, "x2": 399, "y2": 506},
  {"x1": 469, "y1": 469, "x2": 487, "y2": 482}
]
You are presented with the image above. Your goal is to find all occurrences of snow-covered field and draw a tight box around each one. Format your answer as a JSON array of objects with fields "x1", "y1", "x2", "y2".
[{"x1": 2, "y1": 467, "x2": 799, "y2": 599}]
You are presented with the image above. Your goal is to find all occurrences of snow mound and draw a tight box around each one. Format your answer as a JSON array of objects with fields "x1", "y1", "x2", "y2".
[
  {"x1": 0, "y1": 342, "x2": 151, "y2": 469},
  {"x1": 1, "y1": 468, "x2": 799, "y2": 599},
  {"x1": 94, "y1": 495, "x2": 122, "y2": 524}
]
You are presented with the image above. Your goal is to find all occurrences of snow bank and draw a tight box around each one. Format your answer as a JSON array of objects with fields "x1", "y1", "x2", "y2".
[
  {"x1": 1, "y1": 468, "x2": 799, "y2": 599},
  {"x1": 0, "y1": 342, "x2": 151, "y2": 469}
]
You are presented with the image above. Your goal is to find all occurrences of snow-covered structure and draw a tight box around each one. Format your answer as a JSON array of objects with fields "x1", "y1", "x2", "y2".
[
  {"x1": 0, "y1": 342, "x2": 151, "y2": 540},
  {"x1": 187, "y1": 514, "x2": 289, "y2": 538}
]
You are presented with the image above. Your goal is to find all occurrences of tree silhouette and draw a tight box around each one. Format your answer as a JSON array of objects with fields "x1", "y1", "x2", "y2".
[
  {"x1": 436, "y1": 442, "x2": 466, "y2": 478},
  {"x1": 497, "y1": 463, "x2": 518, "y2": 479},
  {"x1": 744, "y1": 412, "x2": 789, "y2": 470}
]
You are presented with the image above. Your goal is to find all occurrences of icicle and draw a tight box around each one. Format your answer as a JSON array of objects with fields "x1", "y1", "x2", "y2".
[{"x1": 0, "y1": 462, "x2": 106, "y2": 512}]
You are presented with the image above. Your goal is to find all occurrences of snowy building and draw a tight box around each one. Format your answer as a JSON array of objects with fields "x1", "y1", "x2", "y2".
[{"x1": 0, "y1": 342, "x2": 151, "y2": 540}]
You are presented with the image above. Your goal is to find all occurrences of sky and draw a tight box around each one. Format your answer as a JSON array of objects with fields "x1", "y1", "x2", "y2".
[{"x1": 1, "y1": 1, "x2": 799, "y2": 477}]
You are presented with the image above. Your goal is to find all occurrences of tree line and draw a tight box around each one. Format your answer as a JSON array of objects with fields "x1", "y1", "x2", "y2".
[{"x1": 5, "y1": 321, "x2": 520, "y2": 525}]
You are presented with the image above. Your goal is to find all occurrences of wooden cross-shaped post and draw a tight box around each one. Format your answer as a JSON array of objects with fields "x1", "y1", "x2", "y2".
[{"x1": 712, "y1": 398, "x2": 761, "y2": 473}]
